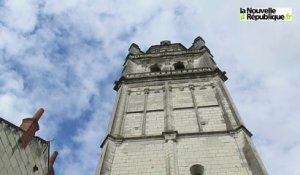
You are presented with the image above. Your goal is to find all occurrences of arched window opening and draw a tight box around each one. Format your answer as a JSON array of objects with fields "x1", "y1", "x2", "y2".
[
  {"x1": 173, "y1": 62, "x2": 185, "y2": 70},
  {"x1": 190, "y1": 164, "x2": 204, "y2": 175},
  {"x1": 150, "y1": 64, "x2": 161, "y2": 72}
]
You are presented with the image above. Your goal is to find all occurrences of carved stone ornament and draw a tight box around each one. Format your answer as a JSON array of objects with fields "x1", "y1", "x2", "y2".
[
  {"x1": 128, "y1": 43, "x2": 143, "y2": 55},
  {"x1": 163, "y1": 131, "x2": 178, "y2": 142},
  {"x1": 190, "y1": 36, "x2": 205, "y2": 50}
]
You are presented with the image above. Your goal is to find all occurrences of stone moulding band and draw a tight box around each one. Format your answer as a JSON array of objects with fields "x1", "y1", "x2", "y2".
[{"x1": 100, "y1": 125, "x2": 252, "y2": 148}]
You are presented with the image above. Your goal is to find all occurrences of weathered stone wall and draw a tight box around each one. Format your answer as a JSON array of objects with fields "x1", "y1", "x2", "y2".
[
  {"x1": 145, "y1": 111, "x2": 164, "y2": 135},
  {"x1": 236, "y1": 131, "x2": 269, "y2": 175},
  {"x1": 98, "y1": 130, "x2": 266, "y2": 175},
  {"x1": 177, "y1": 131, "x2": 252, "y2": 175},
  {"x1": 199, "y1": 106, "x2": 226, "y2": 132},
  {"x1": 172, "y1": 88, "x2": 193, "y2": 108},
  {"x1": 123, "y1": 113, "x2": 143, "y2": 137},
  {"x1": 97, "y1": 78, "x2": 269, "y2": 175},
  {"x1": 194, "y1": 87, "x2": 218, "y2": 107},
  {"x1": 0, "y1": 119, "x2": 49, "y2": 175},
  {"x1": 173, "y1": 109, "x2": 198, "y2": 133},
  {"x1": 98, "y1": 139, "x2": 117, "y2": 175},
  {"x1": 116, "y1": 79, "x2": 240, "y2": 138},
  {"x1": 147, "y1": 92, "x2": 164, "y2": 111},
  {"x1": 110, "y1": 139, "x2": 166, "y2": 174},
  {"x1": 127, "y1": 92, "x2": 144, "y2": 112}
]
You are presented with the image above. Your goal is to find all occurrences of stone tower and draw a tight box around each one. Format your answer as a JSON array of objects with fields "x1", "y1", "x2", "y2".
[{"x1": 96, "y1": 37, "x2": 268, "y2": 175}]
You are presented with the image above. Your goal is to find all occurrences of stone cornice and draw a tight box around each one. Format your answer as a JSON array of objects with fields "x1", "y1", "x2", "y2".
[
  {"x1": 130, "y1": 48, "x2": 205, "y2": 59},
  {"x1": 114, "y1": 68, "x2": 227, "y2": 90}
]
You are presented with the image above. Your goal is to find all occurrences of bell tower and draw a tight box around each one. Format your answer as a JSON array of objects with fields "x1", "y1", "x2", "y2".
[{"x1": 96, "y1": 37, "x2": 268, "y2": 175}]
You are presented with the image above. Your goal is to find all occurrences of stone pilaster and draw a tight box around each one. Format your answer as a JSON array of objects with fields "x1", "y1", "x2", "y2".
[
  {"x1": 120, "y1": 88, "x2": 130, "y2": 137},
  {"x1": 110, "y1": 85, "x2": 128, "y2": 136},
  {"x1": 163, "y1": 82, "x2": 174, "y2": 131},
  {"x1": 163, "y1": 131, "x2": 178, "y2": 175},
  {"x1": 142, "y1": 88, "x2": 149, "y2": 136},
  {"x1": 213, "y1": 85, "x2": 233, "y2": 130},
  {"x1": 189, "y1": 84, "x2": 202, "y2": 132},
  {"x1": 217, "y1": 79, "x2": 243, "y2": 126}
]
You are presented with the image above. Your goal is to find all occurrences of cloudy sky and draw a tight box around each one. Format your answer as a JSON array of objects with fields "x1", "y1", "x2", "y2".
[{"x1": 1, "y1": 0, "x2": 299, "y2": 174}]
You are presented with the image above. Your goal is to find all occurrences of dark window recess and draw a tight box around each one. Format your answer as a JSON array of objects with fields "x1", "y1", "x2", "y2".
[
  {"x1": 173, "y1": 62, "x2": 185, "y2": 70},
  {"x1": 33, "y1": 165, "x2": 39, "y2": 172},
  {"x1": 150, "y1": 64, "x2": 161, "y2": 72},
  {"x1": 190, "y1": 164, "x2": 204, "y2": 175}
]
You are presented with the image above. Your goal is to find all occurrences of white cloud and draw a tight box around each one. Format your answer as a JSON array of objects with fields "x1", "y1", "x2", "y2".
[
  {"x1": 0, "y1": 26, "x2": 27, "y2": 56},
  {"x1": 0, "y1": 0, "x2": 39, "y2": 33}
]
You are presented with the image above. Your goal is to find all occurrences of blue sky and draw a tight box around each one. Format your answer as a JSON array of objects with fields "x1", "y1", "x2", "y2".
[{"x1": 1, "y1": 0, "x2": 300, "y2": 174}]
